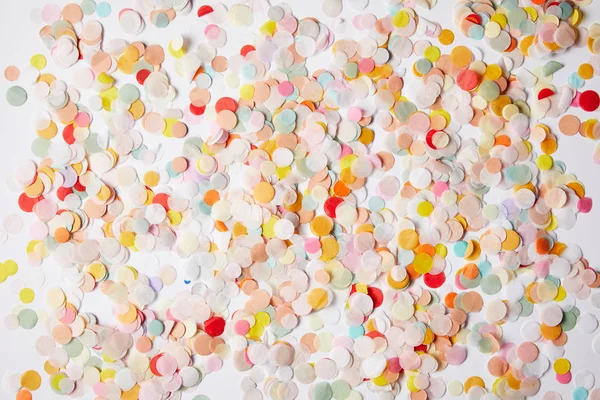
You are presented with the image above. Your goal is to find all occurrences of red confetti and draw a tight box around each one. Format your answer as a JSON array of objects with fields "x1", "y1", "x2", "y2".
[
  {"x1": 579, "y1": 90, "x2": 600, "y2": 112},
  {"x1": 465, "y1": 14, "x2": 482, "y2": 24},
  {"x1": 62, "y1": 124, "x2": 75, "y2": 144},
  {"x1": 537, "y1": 88, "x2": 554, "y2": 100},
  {"x1": 324, "y1": 197, "x2": 344, "y2": 218},
  {"x1": 215, "y1": 97, "x2": 238, "y2": 113},
  {"x1": 367, "y1": 286, "x2": 384, "y2": 308},
  {"x1": 57, "y1": 187, "x2": 73, "y2": 201},
  {"x1": 425, "y1": 130, "x2": 438, "y2": 149},
  {"x1": 136, "y1": 69, "x2": 151, "y2": 85},
  {"x1": 365, "y1": 330, "x2": 385, "y2": 340},
  {"x1": 197, "y1": 5, "x2": 214, "y2": 17},
  {"x1": 149, "y1": 354, "x2": 163, "y2": 376},
  {"x1": 73, "y1": 179, "x2": 86, "y2": 192},
  {"x1": 18, "y1": 193, "x2": 43, "y2": 213},
  {"x1": 240, "y1": 45, "x2": 256, "y2": 57},
  {"x1": 204, "y1": 316, "x2": 226, "y2": 337},
  {"x1": 424, "y1": 272, "x2": 446, "y2": 288},
  {"x1": 190, "y1": 103, "x2": 206, "y2": 116},
  {"x1": 414, "y1": 344, "x2": 428, "y2": 352},
  {"x1": 152, "y1": 193, "x2": 171, "y2": 211}
]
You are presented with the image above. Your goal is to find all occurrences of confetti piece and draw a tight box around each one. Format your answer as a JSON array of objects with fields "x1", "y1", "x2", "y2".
[
  {"x1": 1, "y1": 0, "x2": 600, "y2": 399},
  {"x1": 543, "y1": 60, "x2": 564, "y2": 77},
  {"x1": 6, "y1": 86, "x2": 28, "y2": 107}
]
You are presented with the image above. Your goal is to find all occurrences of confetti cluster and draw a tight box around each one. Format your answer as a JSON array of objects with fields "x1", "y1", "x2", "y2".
[{"x1": 2, "y1": 0, "x2": 600, "y2": 399}]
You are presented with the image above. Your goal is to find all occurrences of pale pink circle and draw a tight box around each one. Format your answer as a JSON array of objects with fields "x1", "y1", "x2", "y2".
[
  {"x1": 74, "y1": 112, "x2": 91, "y2": 127},
  {"x1": 250, "y1": 111, "x2": 265, "y2": 127},
  {"x1": 408, "y1": 112, "x2": 431, "y2": 134},
  {"x1": 29, "y1": 220, "x2": 50, "y2": 240},
  {"x1": 304, "y1": 238, "x2": 321, "y2": 253},
  {"x1": 206, "y1": 355, "x2": 223, "y2": 372},
  {"x1": 340, "y1": 144, "x2": 353, "y2": 158},
  {"x1": 358, "y1": 58, "x2": 375, "y2": 73},
  {"x1": 431, "y1": 181, "x2": 449, "y2": 197},
  {"x1": 234, "y1": 320, "x2": 250, "y2": 335},
  {"x1": 156, "y1": 354, "x2": 178, "y2": 376},
  {"x1": 533, "y1": 259, "x2": 551, "y2": 278},
  {"x1": 204, "y1": 25, "x2": 220, "y2": 40},
  {"x1": 59, "y1": 306, "x2": 77, "y2": 324},
  {"x1": 42, "y1": 3, "x2": 61, "y2": 24},
  {"x1": 343, "y1": 254, "x2": 360, "y2": 272},
  {"x1": 539, "y1": 23, "x2": 557, "y2": 43},
  {"x1": 278, "y1": 15, "x2": 298, "y2": 33},
  {"x1": 347, "y1": 106, "x2": 363, "y2": 122},
  {"x1": 278, "y1": 81, "x2": 294, "y2": 97},
  {"x1": 517, "y1": 342, "x2": 539, "y2": 363},
  {"x1": 92, "y1": 382, "x2": 105, "y2": 396},
  {"x1": 352, "y1": 15, "x2": 362, "y2": 30}
]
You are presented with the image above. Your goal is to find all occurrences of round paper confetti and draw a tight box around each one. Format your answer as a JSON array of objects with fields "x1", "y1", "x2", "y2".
[{"x1": 0, "y1": 1, "x2": 599, "y2": 400}]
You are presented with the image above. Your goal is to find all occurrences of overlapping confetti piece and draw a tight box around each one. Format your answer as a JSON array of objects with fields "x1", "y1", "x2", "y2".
[{"x1": 2, "y1": 0, "x2": 600, "y2": 399}]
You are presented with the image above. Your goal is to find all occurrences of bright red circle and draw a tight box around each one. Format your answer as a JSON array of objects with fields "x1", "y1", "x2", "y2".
[
  {"x1": 215, "y1": 97, "x2": 238, "y2": 113},
  {"x1": 18, "y1": 193, "x2": 43, "y2": 213},
  {"x1": 580, "y1": 90, "x2": 600, "y2": 112},
  {"x1": 136, "y1": 69, "x2": 151, "y2": 85},
  {"x1": 324, "y1": 197, "x2": 344, "y2": 218},
  {"x1": 152, "y1": 193, "x2": 171, "y2": 211},
  {"x1": 204, "y1": 316, "x2": 226, "y2": 337},
  {"x1": 424, "y1": 272, "x2": 446, "y2": 288}
]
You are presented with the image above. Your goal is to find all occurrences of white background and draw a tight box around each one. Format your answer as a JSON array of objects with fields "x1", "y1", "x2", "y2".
[{"x1": 1, "y1": 0, "x2": 600, "y2": 399}]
